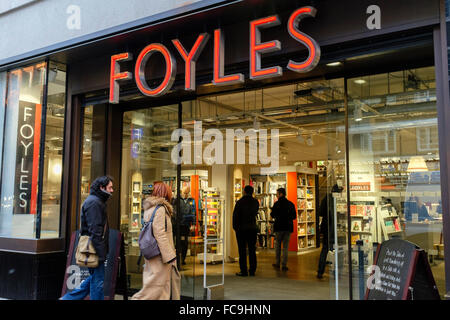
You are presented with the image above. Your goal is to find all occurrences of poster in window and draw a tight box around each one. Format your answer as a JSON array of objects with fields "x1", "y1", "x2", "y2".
[{"x1": 14, "y1": 101, "x2": 41, "y2": 214}]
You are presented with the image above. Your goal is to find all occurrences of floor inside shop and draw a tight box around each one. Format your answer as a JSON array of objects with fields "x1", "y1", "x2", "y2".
[
  {"x1": 181, "y1": 247, "x2": 333, "y2": 300},
  {"x1": 117, "y1": 245, "x2": 447, "y2": 300}
]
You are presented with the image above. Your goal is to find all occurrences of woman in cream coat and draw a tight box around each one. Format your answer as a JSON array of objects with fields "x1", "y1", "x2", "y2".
[{"x1": 132, "y1": 183, "x2": 181, "y2": 300}]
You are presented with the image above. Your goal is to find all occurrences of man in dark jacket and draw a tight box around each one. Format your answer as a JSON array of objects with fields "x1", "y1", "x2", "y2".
[
  {"x1": 317, "y1": 184, "x2": 342, "y2": 279},
  {"x1": 177, "y1": 186, "x2": 196, "y2": 266},
  {"x1": 233, "y1": 185, "x2": 259, "y2": 276},
  {"x1": 60, "y1": 176, "x2": 113, "y2": 300},
  {"x1": 270, "y1": 188, "x2": 296, "y2": 271}
]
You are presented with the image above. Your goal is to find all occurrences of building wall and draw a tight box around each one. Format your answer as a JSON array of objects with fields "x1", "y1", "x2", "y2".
[{"x1": 0, "y1": 0, "x2": 228, "y2": 63}]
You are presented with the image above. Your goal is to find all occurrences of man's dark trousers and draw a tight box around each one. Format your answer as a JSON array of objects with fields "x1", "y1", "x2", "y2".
[
  {"x1": 180, "y1": 224, "x2": 190, "y2": 264},
  {"x1": 317, "y1": 238, "x2": 329, "y2": 276},
  {"x1": 236, "y1": 230, "x2": 257, "y2": 275}
]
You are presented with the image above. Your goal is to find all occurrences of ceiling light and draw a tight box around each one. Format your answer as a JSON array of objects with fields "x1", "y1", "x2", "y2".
[
  {"x1": 53, "y1": 163, "x2": 62, "y2": 175},
  {"x1": 407, "y1": 156, "x2": 428, "y2": 172},
  {"x1": 354, "y1": 79, "x2": 366, "y2": 84},
  {"x1": 326, "y1": 62, "x2": 342, "y2": 67},
  {"x1": 306, "y1": 135, "x2": 314, "y2": 146}
]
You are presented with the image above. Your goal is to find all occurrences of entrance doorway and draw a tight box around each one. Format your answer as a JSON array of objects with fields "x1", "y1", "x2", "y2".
[{"x1": 76, "y1": 78, "x2": 349, "y2": 300}]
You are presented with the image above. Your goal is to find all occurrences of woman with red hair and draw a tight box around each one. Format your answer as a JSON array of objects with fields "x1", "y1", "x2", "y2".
[{"x1": 132, "y1": 182, "x2": 180, "y2": 300}]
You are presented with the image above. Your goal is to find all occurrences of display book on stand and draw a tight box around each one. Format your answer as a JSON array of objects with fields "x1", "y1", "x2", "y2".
[
  {"x1": 197, "y1": 187, "x2": 224, "y2": 264},
  {"x1": 297, "y1": 172, "x2": 318, "y2": 250},
  {"x1": 336, "y1": 196, "x2": 403, "y2": 269},
  {"x1": 251, "y1": 173, "x2": 285, "y2": 249},
  {"x1": 350, "y1": 200, "x2": 402, "y2": 244}
]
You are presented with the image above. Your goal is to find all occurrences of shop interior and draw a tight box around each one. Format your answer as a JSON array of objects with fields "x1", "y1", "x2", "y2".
[{"x1": 78, "y1": 66, "x2": 445, "y2": 299}]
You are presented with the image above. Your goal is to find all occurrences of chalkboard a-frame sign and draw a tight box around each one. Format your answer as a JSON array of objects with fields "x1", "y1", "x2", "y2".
[
  {"x1": 61, "y1": 229, "x2": 128, "y2": 300},
  {"x1": 365, "y1": 239, "x2": 440, "y2": 300}
]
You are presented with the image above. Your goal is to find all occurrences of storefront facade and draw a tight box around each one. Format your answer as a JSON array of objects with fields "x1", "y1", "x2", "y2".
[{"x1": 0, "y1": 0, "x2": 450, "y2": 300}]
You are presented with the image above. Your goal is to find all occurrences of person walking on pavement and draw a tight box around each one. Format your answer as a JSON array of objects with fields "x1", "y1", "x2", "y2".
[
  {"x1": 132, "y1": 182, "x2": 180, "y2": 300},
  {"x1": 60, "y1": 176, "x2": 113, "y2": 300},
  {"x1": 232, "y1": 185, "x2": 259, "y2": 277},
  {"x1": 271, "y1": 188, "x2": 296, "y2": 271}
]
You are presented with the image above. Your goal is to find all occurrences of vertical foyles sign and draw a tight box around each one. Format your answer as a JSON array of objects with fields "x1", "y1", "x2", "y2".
[{"x1": 14, "y1": 102, "x2": 41, "y2": 214}]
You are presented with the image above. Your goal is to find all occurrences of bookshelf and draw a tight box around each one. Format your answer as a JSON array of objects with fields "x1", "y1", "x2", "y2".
[
  {"x1": 251, "y1": 173, "x2": 286, "y2": 249},
  {"x1": 234, "y1": 178, "x2": 242, "y2": 204},
  {"x1": 129, "y1": 172, "x2": 143, "y2": 252},
  {"x1": 297, "y1": 171, "x2": 318, "y2": 250},
  {"x1": 335, "y1": 193, "x2": 349, "y2": 246},
  {"x1": 197, "y1": 188, "x2": 224, "y2": 264}
]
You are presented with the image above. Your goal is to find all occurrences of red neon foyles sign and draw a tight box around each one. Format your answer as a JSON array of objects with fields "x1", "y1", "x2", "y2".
[{"x1": 109, "y1": 6, "x2": 321, "y2": 103}]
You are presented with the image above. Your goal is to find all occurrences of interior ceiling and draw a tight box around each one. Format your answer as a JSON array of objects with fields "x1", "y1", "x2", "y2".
[
  {"x1": 121, "y1": 68, "x2": 436, "y2": 130},
  {"x1": 119, "y1": 65, "x2": 437, "y2": 164}
]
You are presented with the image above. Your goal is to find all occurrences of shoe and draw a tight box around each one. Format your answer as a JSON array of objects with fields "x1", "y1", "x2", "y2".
[
  {"x1": 317, "y1": 273, "x2": 323, "y2": 279},
  {"x1": 182, "y1": 261, "x2": 186, "y2": 265},
  {"x1": 281, "y1": 266, "x2": 289, "y2": 271},
  {"x1": 249, "y1": 272, "x2": 255, "y2": 276},
  {"x1": 272, "y1": 264, "x2": 280, "y2": 269},
  {"x1": 236, "y1": 272, "x2": 248, "y2": 277}
]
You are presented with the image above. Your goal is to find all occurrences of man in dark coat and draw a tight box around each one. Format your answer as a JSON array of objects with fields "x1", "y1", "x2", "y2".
[
  {"x1": 60, "y1": 176, "x2": 113, "y2": 300},
  {"x1": 233, "y1": 185, "x2": 259, "y2": 276},
  {"x1": 177, "y1": 186, "x2": 196, "y2": 266},
  {"x1": 270, "y1": 188, "x2": 296, "y2": 271},
  {"x1": 317, "y1": 184, "x2": 342, "y2": 279}
]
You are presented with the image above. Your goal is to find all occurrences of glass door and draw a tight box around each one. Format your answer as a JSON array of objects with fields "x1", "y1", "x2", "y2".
[
  {"x1": 120, "y1": 104, "x2": 193, "y2": 297},
  {"x1": 77, "y1": 103, "x2": 107, "y2": 230},
  {"x1": 177, "y1": 80, "x2": 348, "y2": 300}
]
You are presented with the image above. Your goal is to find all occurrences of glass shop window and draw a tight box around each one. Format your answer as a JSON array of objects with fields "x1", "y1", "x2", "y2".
[{"x1": 0, "y1": 61, "x2": 66, "y2": 239}]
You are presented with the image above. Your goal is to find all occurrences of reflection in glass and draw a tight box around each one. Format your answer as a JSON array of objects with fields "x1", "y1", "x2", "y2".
[
  {"x1": 348, "y1": 67, "x2": 445, "y2": 298},
  {"x1": 40, "y1": 62, "x2": 67, "y2": 239},
  {"x1": 80, "y1": 105, "x2": 93, "y2": 208},
  {"x1": 0, "y1": 62, "x2": 46, "y2": 239},
  {"x1": 120, "y1": 105, "x2": 178, "y2": 294}
]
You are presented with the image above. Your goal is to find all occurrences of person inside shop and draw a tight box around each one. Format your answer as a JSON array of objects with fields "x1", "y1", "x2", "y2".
[
  {"x1": 132, "y1": 182, "x2": 180, "y2": 300},
  {"x1": 60, "y1": 175, "x2": 114, "y2": 300},
  {"x1": 436, "y1": 200, "x2": 442, "y2": 216},
  {"x1": 317, "y1": 184, "x2": 343, "y2": 279},
  {"x1": 414, "y1": 196, "x2": 433, "y2": 222},
  {"x1": 404, "y1": 196, "x2": 433, "y2": 222},
  {"x1": 176, "y1": 186, "x2": 196, "y2": 267},
  {"x1": 270, "y1": 188, "x2": 296, "y2": 272},
  {"x1": 232, "y1": 185, "x2": 260, "y2": 277}
]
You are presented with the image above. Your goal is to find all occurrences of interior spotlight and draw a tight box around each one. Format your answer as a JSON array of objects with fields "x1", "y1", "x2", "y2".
[
  {"x1": 326, "y1": 61, "x2": 342, "y2": 67},
  {"x1": 297, "y1": 129, "x2": 305, "y2": 143},
  {"x1": 354, "y1": 106, "x2": 363, "y2": 122},
  {"x1": 253, "y1": 116, "x2": 260, "y2": 132},
  {"x1": 306, "y1": 135, "x2": 314, "y2": 146}
]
